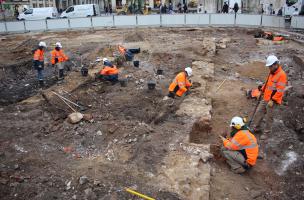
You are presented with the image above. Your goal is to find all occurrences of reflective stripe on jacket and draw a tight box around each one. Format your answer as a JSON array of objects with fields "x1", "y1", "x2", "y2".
[
  {"x1": 168, "y1": 72, "x2": 192, "y2": 97},
  {"x1": 33, "y1": 49, "x2": 44, "y2": 62},
  {"x1": 100, "y1": 66, "x2": 118, "y2": 75},
  {"x1": 51, "y1": 49, "x2": 68, "y2": 64},
  {"x1": 223, "y1": 130, "x2": 259, "y2": 166},
  {"x1": 262, "y1": 66, "x2": 287, "y2": 104}
]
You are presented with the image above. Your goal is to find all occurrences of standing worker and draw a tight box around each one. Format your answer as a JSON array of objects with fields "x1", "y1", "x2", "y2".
[
  {"x1": 33, "y1": 41, "x2": 47, "y2": 87},
  {"x1": 252, "y1": 55, "x2": 287, "y2": 139},
  {"x1": 168, "y1": 67, "x2": 192, "y2": 98},
  {"x1": 220, "y1": 116, "x2": 259, "y2": 174},
  {"x1": 51, "y1": 42, "x2": 69, "y2": 82}
]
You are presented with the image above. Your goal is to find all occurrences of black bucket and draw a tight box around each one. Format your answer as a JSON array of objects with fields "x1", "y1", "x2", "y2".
[
  {"x1": 156, "y1": 69, "x2": 163, "y2": 75},
  {"x1": 128, "y1": 48, "x2": 140, "y2": 54},
  {"x1": 119, "y1": 79, "x2": 127, "y2": 87},
  {"x1": 133, "y1": 61, "x2": 140, "y2": 67},
  {"x1": 81, "y1": 67, "x2": 88, "y2": 76},
  {"x1": 147, "y1": 80, "x2": 156, "y2": 90}
]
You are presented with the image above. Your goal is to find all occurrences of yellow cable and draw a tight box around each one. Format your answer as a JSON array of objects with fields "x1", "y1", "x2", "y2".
[{"x1": 125, "y1": 188, "x2": 155, "y2": 200}]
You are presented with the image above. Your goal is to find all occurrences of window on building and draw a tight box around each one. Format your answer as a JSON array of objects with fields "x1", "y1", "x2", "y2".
[{"x1": 116, "y1": 0, "x2": 122, "y2": 8}]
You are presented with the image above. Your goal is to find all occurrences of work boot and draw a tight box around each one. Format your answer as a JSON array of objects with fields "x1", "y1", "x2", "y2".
[{"x1": 39, "y1": 80, "x2": 44, "y2": 87}]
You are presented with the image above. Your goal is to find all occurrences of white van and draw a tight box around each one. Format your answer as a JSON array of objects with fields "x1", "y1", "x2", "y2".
[
  {"x1": 18, "y1": 7, "x2": 58, "y2": 20},
  {"x1": 60, "y1": 4, "x2": 100, "y2": 18}
]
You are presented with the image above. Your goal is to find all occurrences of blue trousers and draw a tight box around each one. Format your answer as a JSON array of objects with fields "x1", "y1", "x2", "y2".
[
  {"x1": 103, "y1": 74, "x2": 118, "y2": 82},
  {"x1": 37, "y1": 68, "x2": 44, "y2": 81}
]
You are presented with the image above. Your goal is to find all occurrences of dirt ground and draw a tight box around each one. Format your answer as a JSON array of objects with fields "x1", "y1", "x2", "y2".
[{"x1": 0, "y1": 27, "x2": 303, "y2": 200}]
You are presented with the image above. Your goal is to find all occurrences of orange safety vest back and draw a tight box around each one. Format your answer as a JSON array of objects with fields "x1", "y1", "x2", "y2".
[
  {"x1": 168, "y1": 72, "x2": 192, "y2": 97},
  {"x1": 262, "y1": 66, "x2": 287, "y2": 104},
  {"x1": 100, "y1": 66, "x2": 118, "y2": 75},
  {"x1": 51, "y1": 49, "x2": 69, "y2": 64},
  {"x1": 223, "y1": 130, "x2": 258, "y2": 166},
  {"x1": 33, "y1": 49, "x2": 44, "y2": 62},
  {"x1": 118, "y1": 45, "x2": 126, "y2": 55}
]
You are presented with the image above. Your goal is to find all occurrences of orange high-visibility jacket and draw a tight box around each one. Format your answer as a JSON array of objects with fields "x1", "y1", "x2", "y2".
[
  {"x1": 169, "y1": 72, "x2": 192, "y2": 97},
  {"x1": 33, "y1": 49, "x2": 44, "y2": 62},
  {"x1": 262, "y1": 66, "x2": 287, "y2": 104},
  {"x1": 223, "y1": 130, "x2": 258, "y2": 166},
  {"x1": 51, "y1": 49, "x2": 69, "y2": 64},
  {"x1": 251, "y1": 89, "x2": 261, "y2": 98},
  {"x1": 100, "y1": 66, "x2": 118, "y2": 75},
  {"x1": 118, "y1": 45, "x2": 126, "y2": 55}
]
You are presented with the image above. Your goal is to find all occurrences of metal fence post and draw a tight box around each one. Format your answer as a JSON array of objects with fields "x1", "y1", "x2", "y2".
[
  {"x1": 208, "y1": 14, "x2": 211, "y2": 26},
  {"x1": 68, "y1": 18, "x2": 71, "y2": 30},
  {"x1": 184, "y1": 14, "x2": 186, "y2": 26},
  {"x1": 113, "y1": 15, "x2": 115, "y2": 27},
  {"x1": 45, "y1": 19, "x2": 48, "y2": 31},
  {"x1": 136, "y1": 14, "x2": 138, "y2": 27},
  {"x1": 4, "y1": 21, "x2": 7, "y2": 32},
  {"x1": 260, "y1": 14, "x2": 263, "y2": 27},
  {"x1": 23, "y1": 20, "x2": 26, "y2": 32},
  {"x1": 160, "y1": 14, "x2": 162, "y2": 27}
]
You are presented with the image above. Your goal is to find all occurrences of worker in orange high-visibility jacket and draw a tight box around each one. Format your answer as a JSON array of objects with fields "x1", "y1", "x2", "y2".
[
  {"x1": 168, "y1": 67, "x2": 192, "y2": 98},
  {"x1": 98, "y1": 58, "x2": 119, "y2": 83},
  {"x1": 33, "y1": 41, "x2": 47, "y2": 87},
  {"x1": 252, "y1": 55, "x2": 287, "y2": 139},
  {"x1": 220, "y1": 116, "x2": 259, "y2": 174},
  {"x1": 51, "y1": 42, "x2": 69, "y2": 81}
]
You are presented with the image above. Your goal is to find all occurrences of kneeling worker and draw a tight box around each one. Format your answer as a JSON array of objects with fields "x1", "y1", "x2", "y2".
[
  {"x1": 99, "y1": 58, "x2": 119, "y2": 83},
  {"x1": 168, "y1": 67, "x2": 192, "y2": 98},
  {"x1": 220, "y1": 116, "x2": 259, "y2": 173}
]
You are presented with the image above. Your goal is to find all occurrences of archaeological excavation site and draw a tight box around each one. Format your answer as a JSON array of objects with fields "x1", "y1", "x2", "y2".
[{"x1": 0, "y1": 27, "x2": 304, "y2": 200}]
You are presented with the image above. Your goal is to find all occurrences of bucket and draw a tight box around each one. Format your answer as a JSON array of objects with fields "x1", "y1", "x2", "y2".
[
  {"x1": 119, "y1": 79, "x2": 127, "y2": 87},
  {"x1": 81, "y1": 67, "x2": 88, "y2": 76},
  {"x1": 133, "y1": 60, "x2": 140, "y2": 67},
  {"x1": 156, "y1": 69, "x2": 163, "y2": 75},
  {"x1": 147, "y1": 80, "x2": 156, "y2": 90}
]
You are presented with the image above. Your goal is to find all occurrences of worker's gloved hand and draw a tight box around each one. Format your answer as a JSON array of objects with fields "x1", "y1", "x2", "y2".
[
  {"x1": 267, "y1": 100, "x2": 274, "y2": 108},
  {"x1": 55, "y1": 58, "x2": 59, "y2": 64},
  {"x1": 258, "y1": 85, "x2": 263, "y2": 91}
]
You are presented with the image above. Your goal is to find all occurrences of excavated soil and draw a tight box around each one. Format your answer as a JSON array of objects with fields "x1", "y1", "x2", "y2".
[{"x1": 0, "y1": 27, "x2": 304, "y2": 200}]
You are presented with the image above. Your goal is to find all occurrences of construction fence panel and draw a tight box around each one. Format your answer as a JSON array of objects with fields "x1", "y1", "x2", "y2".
[
  {"x1": 25, "y1": 20, "x2": 47, "y2": 31},
  {"x1": 69, "y1": 17, "x2": 92, "y2": 28},
  {"x1": 0, "y1": 22, "x2": 6, "y2": 32},
  {"x1": 291, "y1": 16, "x2": 304, "y2": 29},
  {"x1": 262, "y1": 15, "x2": 285, "y2": 28},
  {"x1": 210, "y1": 14, "x2": 235, "y2": 25},
  {"x1": 236, "y1": 14, "x2": 261, "y2": 26},
  {"x1": 161, "y1": 14, "x2": 185, "y2": 26},
  {"x1": 114, "y1": 15, "x2": 137, "y2": 26},
  {"x1": 185, "y1": 14, "x2": 209, "y2": 25},
  {"x1": 137, "y1": 15, "x2": 160, "y2": 26},
  {"x1": 47, "y1": 18, "x2": 69, "y2": 30},
  {"x1": 6, "y1": 21, "x2": 25, "y2": 32},
  {"x1": 92, "y1": 16, "x2": 114, "y2": 27}
]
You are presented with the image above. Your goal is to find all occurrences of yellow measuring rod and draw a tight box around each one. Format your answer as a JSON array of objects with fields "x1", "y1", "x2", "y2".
[{"x1": 125, "y1": 188, "x2": 155, "y2": 200}]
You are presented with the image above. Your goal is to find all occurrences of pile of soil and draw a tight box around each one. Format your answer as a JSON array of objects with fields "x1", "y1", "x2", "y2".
[{"x1": 124, "y1": 32, "x2": 144, "y2": 42}]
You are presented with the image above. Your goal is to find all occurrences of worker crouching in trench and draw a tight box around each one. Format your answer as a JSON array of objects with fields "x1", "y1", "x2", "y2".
[
  {"x1": 96, "y1": 58, "x2": 119, "y2": 84},
  {"x1": 168, "y1": 67, "x2": 193, "y2": 98},
  {"x1": 219, "y1": 116, "x2": 259, "y2": 174}
]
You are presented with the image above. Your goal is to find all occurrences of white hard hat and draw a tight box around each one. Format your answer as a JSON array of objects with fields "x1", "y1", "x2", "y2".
[
  {"x1": 266, "y1": 55, "x2": 279, "y2": 67},
  {"x1": 103, "y1": 58, "x2": 108, "y2": 62},
  {"x1": 55, "y1": 42, "x2": 62, "y2": 48},
  {"x1": 185, "y1": 67, "x2": 193, "y2": 77},
  {"x1": 230, "y1": 116, "x2": 245, "y2": 128},
  {"x1": 39, "y1": 41, "x2": 46, "y2": 47}
]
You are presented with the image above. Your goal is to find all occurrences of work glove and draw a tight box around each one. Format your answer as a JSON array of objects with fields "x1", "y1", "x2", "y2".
[
  {"x1": 55, "y1": 58, "x2": 59, "y2": 64},
  {"x1": 267, "y1": 100, "x2": 274, "y2": 108},
  {"x1": 258, "y1": 85, "x2": 262, "y2": 91},
  {"x1": 185, "y1": 90, "x2": 191, "y2": 96}
]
